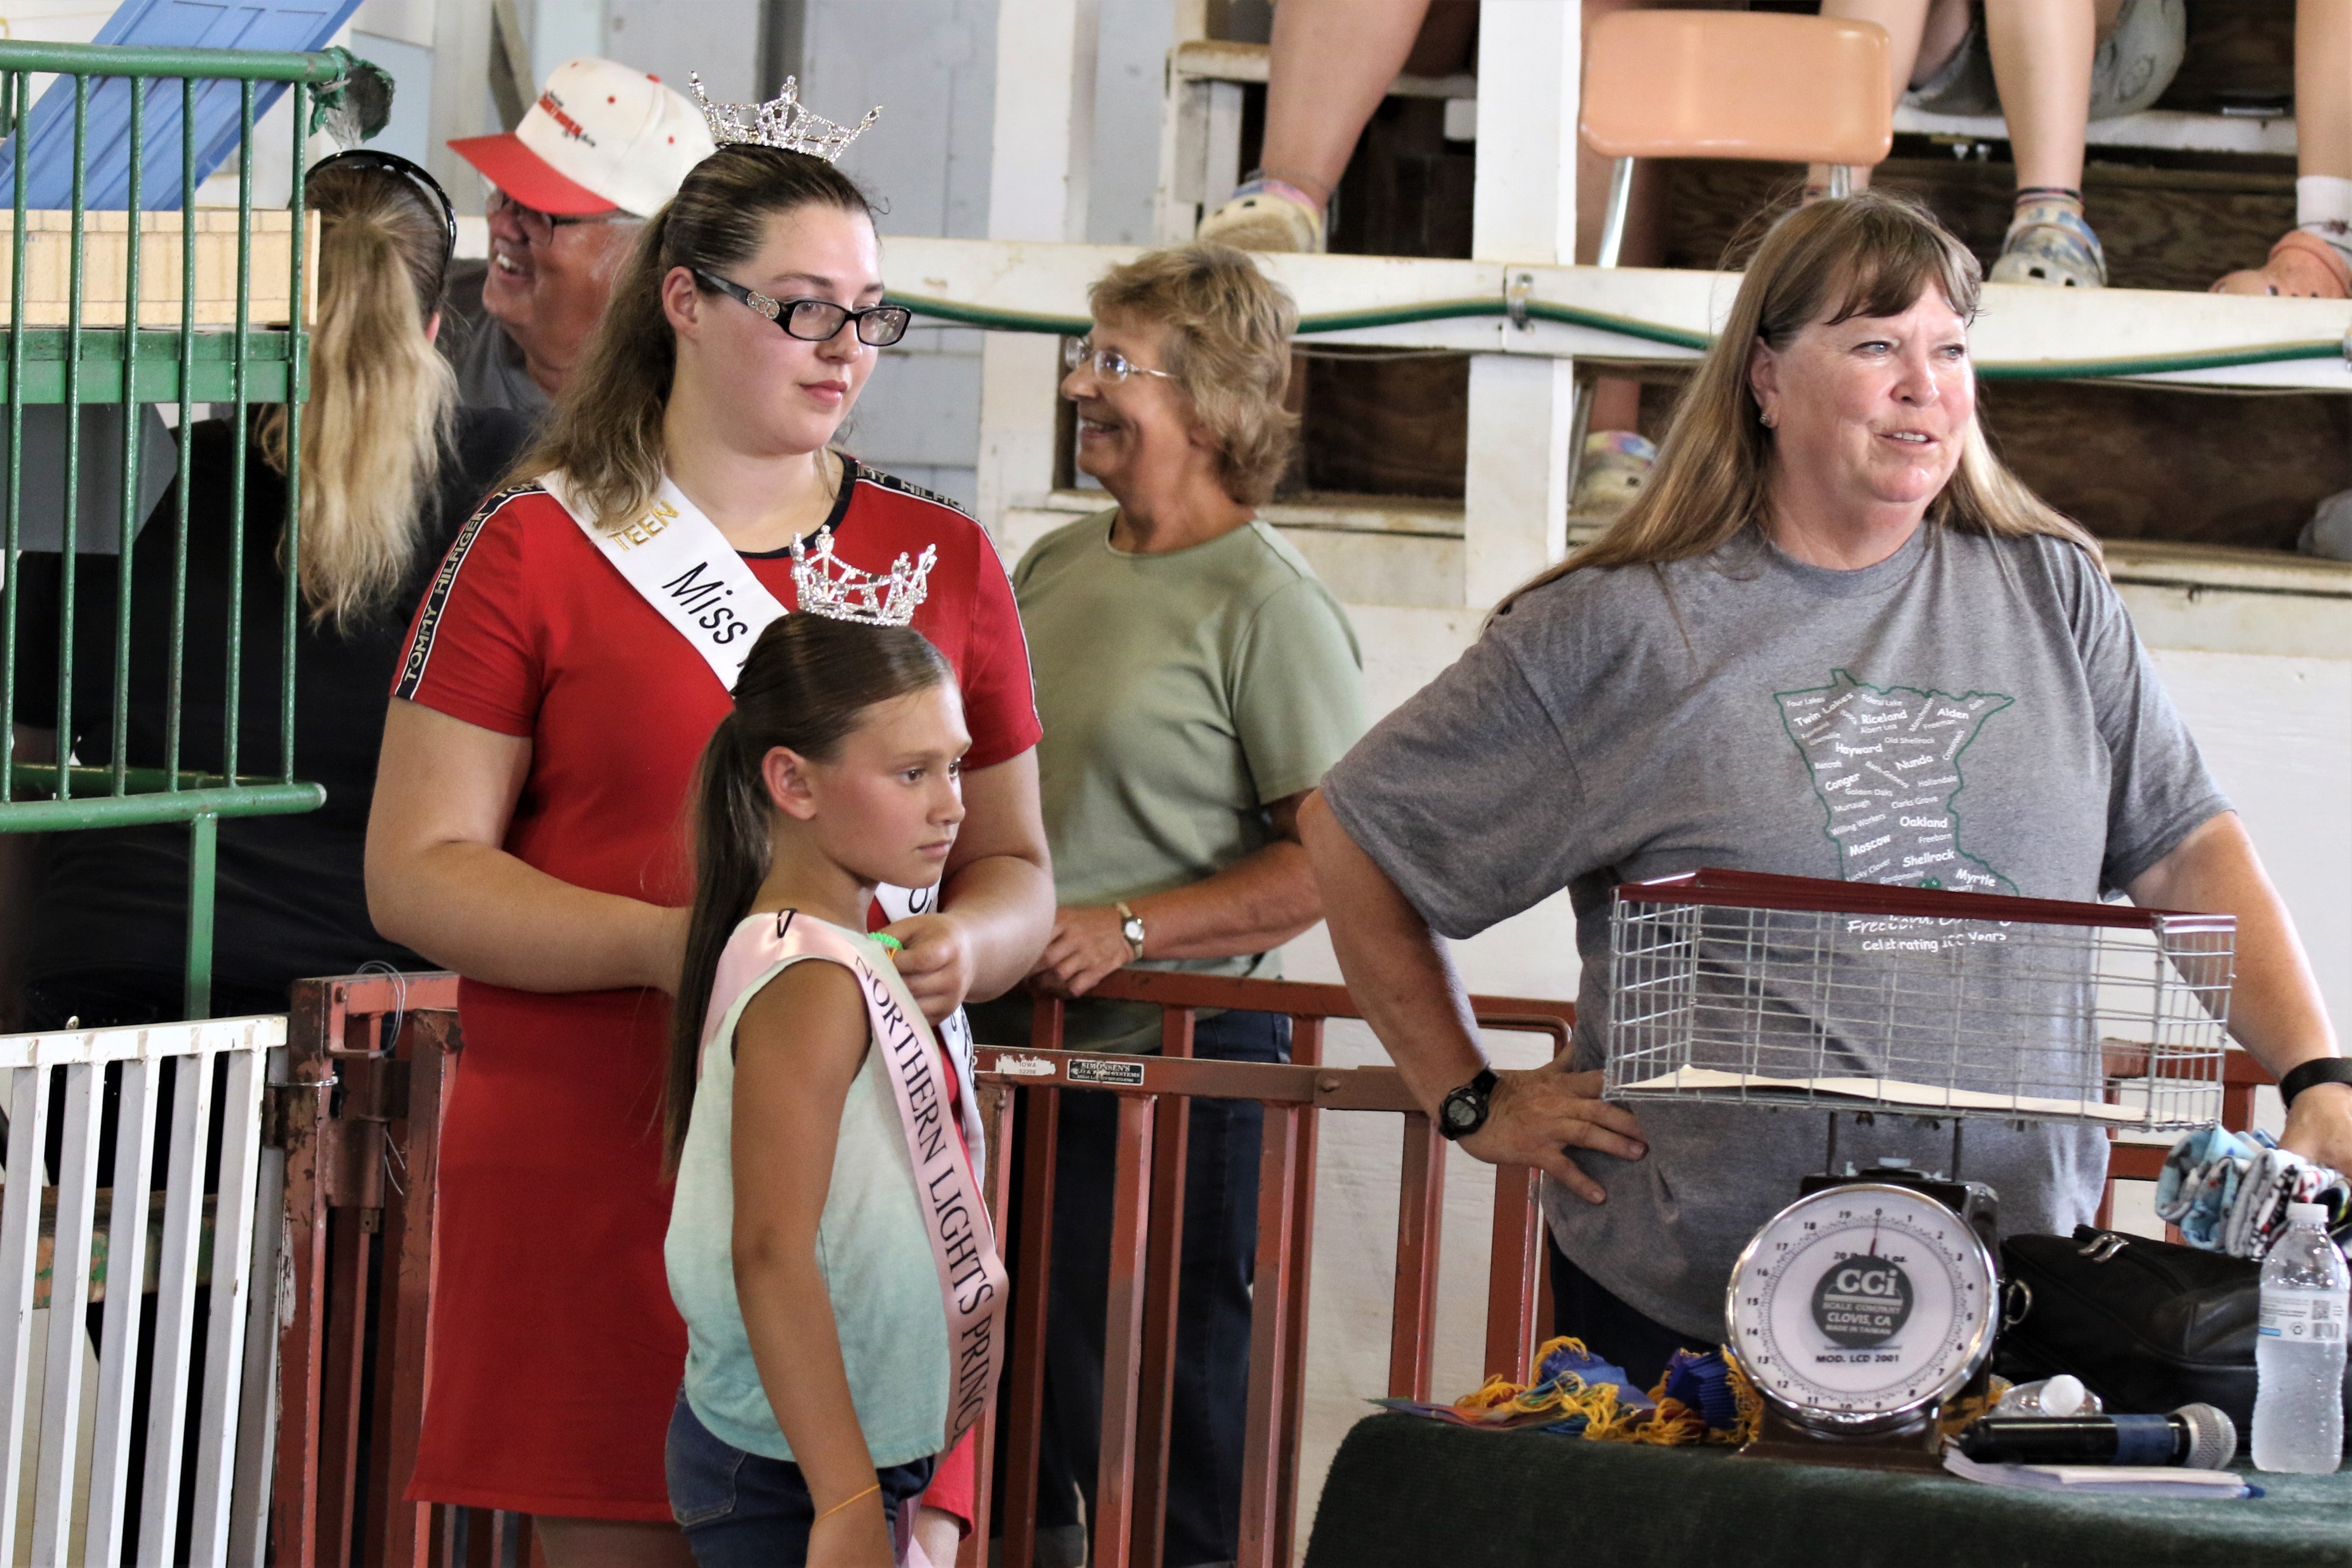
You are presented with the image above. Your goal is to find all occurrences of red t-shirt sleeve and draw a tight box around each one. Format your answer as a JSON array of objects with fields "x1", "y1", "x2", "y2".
[
  {"x1": 918, "y1": 1428, "x2": 976, "y2": 1532},
  {"x1": 392, "y1": 491, "x2": 544, "y2": 737},
  {"x1": 955, "y1": 535, "x2": 1041, "y2": 772}
]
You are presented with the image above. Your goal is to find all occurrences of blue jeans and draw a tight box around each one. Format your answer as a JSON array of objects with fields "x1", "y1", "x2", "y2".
[
  {"x1": 1547, "y1": 1236, "x2": 1716, "y2": 1393},
  {"x1": 665, "y1": 1392, "x2": 937, "y2": 1566}
]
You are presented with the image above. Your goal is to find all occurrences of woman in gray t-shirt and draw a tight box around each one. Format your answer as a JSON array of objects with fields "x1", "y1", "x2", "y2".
[{"x1": 1303, "y1": 191, "x2": 2352, "y2": 1380}]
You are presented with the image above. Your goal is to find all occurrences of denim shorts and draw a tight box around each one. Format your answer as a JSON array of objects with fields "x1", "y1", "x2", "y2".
[{"x1": 665, "y1": 1391, "x2": 938, "y2": 1566}]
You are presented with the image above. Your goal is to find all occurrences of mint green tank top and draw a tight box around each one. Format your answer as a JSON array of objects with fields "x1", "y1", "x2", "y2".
[{"x1": 663, "y1": 914, "x2": 955, "y2": 1465}]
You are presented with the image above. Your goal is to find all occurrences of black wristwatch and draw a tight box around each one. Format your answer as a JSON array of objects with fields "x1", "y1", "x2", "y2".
[
  {"x1": 2280, "y1": 1058, "x2": 2352, "y2": 1109},
  {"x1": 1438, "y1": 1068, "x2": 1499, "y2": 1142}
]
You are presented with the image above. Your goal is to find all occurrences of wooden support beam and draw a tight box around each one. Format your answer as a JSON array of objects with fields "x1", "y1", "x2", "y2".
[{"x1": 1464, "y1": 0, "x2": 1581, "y2": 608}]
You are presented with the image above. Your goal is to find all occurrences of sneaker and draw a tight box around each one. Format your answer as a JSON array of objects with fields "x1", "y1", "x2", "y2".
[
  {"x1": 1197, "y1": 178, "x2": 1324, "y2": 253},
  {"x1": 2211, "y1": 229, "x2": 2352, "y2": 299},
  {"x1": 1571, "y1": 430, "x2": 1656, "y2": 518},
  {"x1": 1988, "y1": 203, "x2": 2106, "y2": 288}
]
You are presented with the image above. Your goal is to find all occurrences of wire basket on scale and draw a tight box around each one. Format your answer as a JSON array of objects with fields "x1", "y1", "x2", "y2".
[{"x1": 1602, "y1": 869, "x2": 2236, "y2": 1132}]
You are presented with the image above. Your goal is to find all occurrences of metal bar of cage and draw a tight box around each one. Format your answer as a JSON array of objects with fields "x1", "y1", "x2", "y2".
[
  {"x1": 0, "y1": 69, "x2": 18, "y2": 813},
  {"x1": 0, "y1": 38, "x2": 341, "y2": 1028}
]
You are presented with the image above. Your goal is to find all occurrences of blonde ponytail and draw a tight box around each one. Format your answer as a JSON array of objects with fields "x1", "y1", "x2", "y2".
[{"x1": 258, "y1": 163, "x2": 457, "y2": 630}]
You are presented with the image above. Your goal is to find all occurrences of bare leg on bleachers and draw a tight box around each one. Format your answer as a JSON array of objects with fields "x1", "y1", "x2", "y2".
[{"x1": 2214, "y1": 0, "x2": 2352, "y2": 297}]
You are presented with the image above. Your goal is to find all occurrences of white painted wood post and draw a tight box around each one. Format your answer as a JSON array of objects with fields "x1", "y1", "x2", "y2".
[
  {"x1": 1156, "y1": 0, "x2": 1214, "y2": 242},
  {"x1": 0, "y1": 1064, "x2": 51, "y2": 1551},
  {"x1": 139, "y1": 1049, "x2": 218, "y2": 1567},
  {"x1": 190, "y1": 1045, "x2": 267, "y2": 1562},
  {"x1": 975, "y1": 0, "x2": 1101, "y2": 538},
  {"x1": 85, "y1": 1054, "x2": 163, "y2": 1568},
  {"x1": 29, "y1": 1062, "x2": 103, "y2": 1563},
  {"x1": 429, "y1": 0, "x2": 498, "y2": 211},
  {"x1": 1463, "y1": 1, "x2": 1582, "y2": 608}
]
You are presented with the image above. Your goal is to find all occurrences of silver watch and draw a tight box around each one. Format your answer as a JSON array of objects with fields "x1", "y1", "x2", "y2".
[{"x1": 1116, "y1": 901, "x2": 1146, "y2": 961}]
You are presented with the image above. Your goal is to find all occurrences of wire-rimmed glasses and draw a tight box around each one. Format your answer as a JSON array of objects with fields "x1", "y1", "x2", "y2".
[{"x1": 1063, "y1": 337, "x2": 1176, "y2": 383}]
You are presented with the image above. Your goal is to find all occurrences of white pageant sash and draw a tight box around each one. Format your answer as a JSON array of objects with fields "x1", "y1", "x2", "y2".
[
  {"x1": 706, "y1": 912, "x2": 1009, "y2": 1448},
  {"x1": 544, "y1": 469, "x2": 787, "y2": 689},
  {"x1": 546, "y1": 469, "x2": 986, "y2": 1164}
]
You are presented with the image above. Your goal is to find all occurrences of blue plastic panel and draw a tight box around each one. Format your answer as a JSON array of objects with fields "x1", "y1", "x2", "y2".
[{"x1": 0, "y1": 0, "x2": 364, "y2": 210}]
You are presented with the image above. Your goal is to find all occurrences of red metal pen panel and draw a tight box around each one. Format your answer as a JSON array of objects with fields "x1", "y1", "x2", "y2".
[
  {"x1": 1387, "y1": 1113, "x2": 1446, "y2": 1401},
  {"x1": 1235, "y1": 1104, "x2": 1299, "y2": 1568}
]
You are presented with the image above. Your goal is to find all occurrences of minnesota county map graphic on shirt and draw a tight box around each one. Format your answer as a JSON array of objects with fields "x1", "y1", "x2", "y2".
[{"x1": 1776, "y1": 669, "x2": 2016, "y2": 892}]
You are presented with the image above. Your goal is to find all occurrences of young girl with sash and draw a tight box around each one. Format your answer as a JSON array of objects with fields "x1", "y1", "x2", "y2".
[
  {"x1": 663, "y1": 611, "x2": 1006, "y2": 1567},
  {"x1": 369, "y1": 89, "x2": 1049, "y2": 1566}
]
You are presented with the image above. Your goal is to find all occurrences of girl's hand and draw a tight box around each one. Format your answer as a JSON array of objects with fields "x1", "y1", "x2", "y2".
[
  {"x1": 806, "y1": 1494, "x2": 894, "y2": 1568},
  {"x1": 910, "y1": 1504, "x2": 962, "y2": 1566},
  {"x1": 880, "y1": 912, "x2": 977, "y2": 1023},
  {"x1": 1029, "y1": 905, "x2": 1132, "y2": 998}
]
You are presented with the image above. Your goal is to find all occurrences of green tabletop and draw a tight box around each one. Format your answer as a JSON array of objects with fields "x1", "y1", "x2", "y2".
[{"x1": 1304, "y1": 1414, "x2": 2352, "y2": 1567}]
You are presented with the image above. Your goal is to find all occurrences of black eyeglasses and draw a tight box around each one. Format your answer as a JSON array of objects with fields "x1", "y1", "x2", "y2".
[
  {"x1": 693, "y1": 268, "x2": 912, "y2": 347},
  {"x1": 307, "y1": 148, "x2": 459, "y2": 293},
  {"x1": 486, "y1": 188, "x2": 640, "y2": 248}
]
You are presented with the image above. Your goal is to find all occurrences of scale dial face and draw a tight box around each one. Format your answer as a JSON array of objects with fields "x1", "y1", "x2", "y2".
[{"x1": 1724, "y1": 1183, "x2": 1997, "y2": 1434}]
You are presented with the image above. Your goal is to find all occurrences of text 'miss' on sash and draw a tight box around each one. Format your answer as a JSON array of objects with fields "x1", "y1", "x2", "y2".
[{"x1": 547, "y1": 469, "x2": 985, "y2": 1164}]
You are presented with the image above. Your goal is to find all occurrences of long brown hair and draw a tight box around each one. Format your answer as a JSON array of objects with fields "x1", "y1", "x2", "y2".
[
  {"x1": 665, "y1": 613, "x2": 955, "y2": 1168},
  {"x1": 518, "y1": 145, "x2": 873, "y2": 530},
  {"x1": 1499, "y1": 190, "x2": 2096, "y2": 613},
  {"x1": 257, "y1": 158, "x2": 457, "y2": 628}
]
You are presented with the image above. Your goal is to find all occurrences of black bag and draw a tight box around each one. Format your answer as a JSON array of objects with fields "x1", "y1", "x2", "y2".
[{"x1": 1998, "y1": 1224, "x2": 2352, "y2": 1439}]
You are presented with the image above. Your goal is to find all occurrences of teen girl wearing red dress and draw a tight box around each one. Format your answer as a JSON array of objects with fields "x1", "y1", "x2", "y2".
[{"x1": 367, "y1": 139, "x2": 1050, "y2": 1567}]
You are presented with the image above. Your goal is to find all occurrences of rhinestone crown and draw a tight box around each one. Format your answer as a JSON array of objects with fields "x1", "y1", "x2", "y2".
[
  {"x1": 689, "y1": 74, "x2": 879, "y2": 163},
  {"x1": 790, "y1": 532, "x2": 934, "y2": 626}
]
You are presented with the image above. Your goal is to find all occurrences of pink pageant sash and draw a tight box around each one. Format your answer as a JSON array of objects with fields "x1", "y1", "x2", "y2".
[{"x1": 704, "y1": 910, "x2": 1009, "y2": 1447}]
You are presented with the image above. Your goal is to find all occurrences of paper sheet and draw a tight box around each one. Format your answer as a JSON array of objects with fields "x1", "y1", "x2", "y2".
[
  {"x1": 1616, "y1": 1067, "x2": 2148, "y2": 1124},
  {"x1": 1944, "y1": 1448, "x2": 2254, "y2": 1498}
]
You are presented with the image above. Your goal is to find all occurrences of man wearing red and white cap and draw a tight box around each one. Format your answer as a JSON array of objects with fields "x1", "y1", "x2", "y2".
[{"x1": 442, "y1": 57, "x2": 716, "y2": 423}]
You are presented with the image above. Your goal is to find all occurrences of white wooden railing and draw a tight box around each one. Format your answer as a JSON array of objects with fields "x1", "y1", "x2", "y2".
[{"x1": 0, "y1": 1015, "x2": 282, "y2": 1567}]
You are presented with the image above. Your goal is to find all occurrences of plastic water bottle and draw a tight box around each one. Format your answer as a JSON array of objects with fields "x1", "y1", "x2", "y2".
[{"x1": 2253, "y1": 1201, "x2": 2349, "y2": 1473}]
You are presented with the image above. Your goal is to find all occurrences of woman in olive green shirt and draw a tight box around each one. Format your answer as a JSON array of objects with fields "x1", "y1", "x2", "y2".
[{"x1": 974, "y1": 245, "x2": 1363, "y2": 1568}]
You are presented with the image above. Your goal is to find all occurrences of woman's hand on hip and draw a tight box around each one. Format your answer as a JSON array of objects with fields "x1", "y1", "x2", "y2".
[
  {"x1": 881, "y1": 912, "x2": 979, "y2": 1024},
  {"x1": 1029, "y1": 905, "x2": 1133, "y2": 998},
  {"x1": 1459, "y1": 1051, "x2": 1648, "y2": 1205}
]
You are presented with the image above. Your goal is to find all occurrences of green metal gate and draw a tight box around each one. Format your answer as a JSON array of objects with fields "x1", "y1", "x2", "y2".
[{"x1": 0, "y1": 39, "x2": 351, "y2": 1021}]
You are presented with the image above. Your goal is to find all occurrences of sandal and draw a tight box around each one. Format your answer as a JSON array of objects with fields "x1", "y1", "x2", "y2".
[
  {"x1": 2210, "y1": 228, "x2": 2352, "y2": 299},
  {"x1": 1197, "y1": 178, "x2": 1324, "y2": 254},
  {"x1": 1570, "y1": 431, "x2": 1657, "y2": 519},
  {"x1": 1988, "y1": 203, "x2": 2107, "y2": 289}
]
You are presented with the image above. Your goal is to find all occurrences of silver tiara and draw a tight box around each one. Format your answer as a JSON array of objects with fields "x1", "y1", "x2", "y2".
[
  {"x1": 791, "y1": 532, "x2": 934, "y2": 626},
  {"x1": 689, "y1": 74, "x2": 879, "y2": 163}
]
